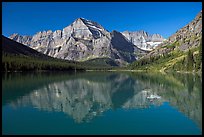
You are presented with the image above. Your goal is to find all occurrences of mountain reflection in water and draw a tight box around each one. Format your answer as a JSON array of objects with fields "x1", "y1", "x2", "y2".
[{"x1": 2, "y1": 72, "x2": 202, "y2": 129}]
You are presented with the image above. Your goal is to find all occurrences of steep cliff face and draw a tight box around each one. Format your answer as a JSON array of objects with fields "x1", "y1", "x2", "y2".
[
  {"x1": 9, "y1": 18, "x2": 156, "y2": 66},
  {"x1": 122, "y1": 30, "x2": 165, "y2": 51},
  {"x1": 110, "y1": 30, "x2": 138, "y2": 65},
  {"x1": 168, "y1": 10, "x2": 202, "y2": 51},
  {"x1": 147, "y1": 10, "x2": 202, "y2": 57}
]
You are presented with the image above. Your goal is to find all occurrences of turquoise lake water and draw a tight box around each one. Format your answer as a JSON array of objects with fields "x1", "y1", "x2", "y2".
[{"x1": 2, "y1": 71, "x2": 202, "y2": 135}]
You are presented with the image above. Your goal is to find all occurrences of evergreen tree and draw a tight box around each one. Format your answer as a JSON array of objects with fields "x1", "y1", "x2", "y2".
[
  {"x1": 186, "y1": 49, "x2": 194, "y2": 71},
  {"x1": 195, "y1": 40, "x2": 202, "y2": 71}
]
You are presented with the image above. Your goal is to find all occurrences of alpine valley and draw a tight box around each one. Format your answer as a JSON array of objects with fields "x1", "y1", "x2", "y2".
[{"x1": 3, "y1": 10, "x2": 202, "y2": 72}]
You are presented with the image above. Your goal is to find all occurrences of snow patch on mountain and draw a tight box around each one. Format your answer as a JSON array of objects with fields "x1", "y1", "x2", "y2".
[{"x1": 122, "y1": 31, "x2": 165, "y2": 51}]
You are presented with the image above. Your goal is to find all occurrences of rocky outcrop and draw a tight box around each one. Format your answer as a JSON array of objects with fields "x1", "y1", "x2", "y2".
[
  {"x1": 9, "y1": 33, "x2": 32, "y2": 46},
  {"x1": 166, "y1": 10, "x2": 202, "y2": 52},
  {"x1": 122, "y1": 30, "x2": 165, "y2": 51},
  {"x1": 141, "y1": 10, "x2": 202, "y2": 58}
]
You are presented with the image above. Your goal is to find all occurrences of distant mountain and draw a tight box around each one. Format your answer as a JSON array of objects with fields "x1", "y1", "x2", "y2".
[
  {"x1": 130, "y1": 10, "x2": 202, "y2": 72},
  {"x1": 122, "y1": 30, "x2": 165, "y2": 51},
  {"x1": 9, "y1": 18, "x2": 163, "y2": 66},
  {"x1": 2, "y1": 35, "x2": 49, "y2": 59},
  {"x1": 2, "y1": 35, "x2": 87, "y2": 71},
  {"x1": 2, "y1": 35, "x2": 117, "y2": 71}
]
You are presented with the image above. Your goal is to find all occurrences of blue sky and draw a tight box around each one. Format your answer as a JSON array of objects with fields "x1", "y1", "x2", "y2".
[{"x1": 2, "y1": 2, "x2": 202, "y2": 38}]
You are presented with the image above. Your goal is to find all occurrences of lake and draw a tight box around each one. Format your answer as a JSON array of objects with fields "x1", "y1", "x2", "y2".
[{"x1": 2, "y1": 71, "x2": 202, "y2": 135}]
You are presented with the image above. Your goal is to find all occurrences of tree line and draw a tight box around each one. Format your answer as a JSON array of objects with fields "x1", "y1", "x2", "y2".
[{"x1": 2, "y1": 53, "x2": 85, "y2": 71}]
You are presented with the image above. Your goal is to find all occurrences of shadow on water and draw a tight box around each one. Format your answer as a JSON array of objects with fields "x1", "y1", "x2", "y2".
[{"x1": 2, "y1": 71, "x2": 202, "y2": 132}]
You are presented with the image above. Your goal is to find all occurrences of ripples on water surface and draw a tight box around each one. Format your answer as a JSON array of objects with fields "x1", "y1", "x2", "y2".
[{"x1": 2, "y1": 71, "x2": 202, "y2": 135}]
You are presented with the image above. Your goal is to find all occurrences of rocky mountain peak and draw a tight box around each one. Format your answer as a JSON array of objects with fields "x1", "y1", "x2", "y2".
[
  {"x1": 121, "y1": 30, "x2": 164, "y2": 51},
  {"x1": 80, "y1": 18, "x2": 104, "y2": 28},
  {"x1": 9, "y1": 33, "x2": 32, "y2": 46},
  {"x1": 62, "y1": 17, "x2": 107, "y2": 40},
  {"x1": 9, "y1": 33, "x2": 20, "y2": 41},
  {"x1": 166, "y1": 10, "x2": 202, "y2": 51},
  {"x1": 138, "y1": 30, "x2": 148, "y2": 36},
  {"x1": 8, "y1": 17, "x2": 153, "y2": 66},
  {"x1": 151, "y1": 34, "x2": 164, "y2": 42}
]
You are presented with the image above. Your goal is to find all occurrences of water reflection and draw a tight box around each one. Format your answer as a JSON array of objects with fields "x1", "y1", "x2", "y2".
[{"x1": 2, "y1": 72, "x2": 202, "y2": 129}]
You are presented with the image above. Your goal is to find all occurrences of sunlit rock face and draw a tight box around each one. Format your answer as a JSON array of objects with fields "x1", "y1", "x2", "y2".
[
  {"x1": 167, "y1": 10, "x2": 202, "y2": 51},
  {"x1": 9, "y1": 33, "x2": 32, "y2": 46},
  {"x1": 9, "y1": 18, "x2": 147, "y2": 66},
  {"x1": 143, "y1": 10, "x2": 202, "y2": 58},
  {"x1": 122, "y1": 30, "x2": 165, "y2": 51}
]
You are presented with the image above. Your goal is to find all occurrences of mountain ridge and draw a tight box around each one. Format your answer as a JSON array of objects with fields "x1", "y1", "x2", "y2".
[
  {"x1": 9, "y1": 17, "x2": 164, "y2": 66},
  {"x1": 122, "y1": 30, "x2": 165, "y2": 51}
]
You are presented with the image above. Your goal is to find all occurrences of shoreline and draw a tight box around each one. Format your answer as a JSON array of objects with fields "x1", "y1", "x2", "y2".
[
  {"x1": 86, "y1": 69, "x2": 202, "y2": 74},
  {"x1": 2, "y1": 69, "x2": 202, "y2": 74}
]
